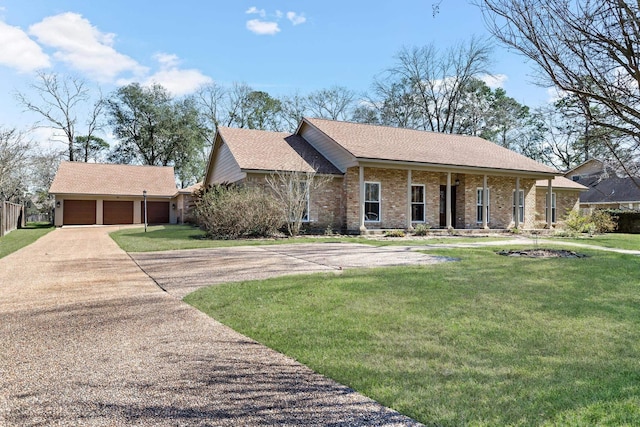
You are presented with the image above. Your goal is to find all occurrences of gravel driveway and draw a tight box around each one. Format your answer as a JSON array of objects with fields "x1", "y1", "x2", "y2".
[
  {"x1": 132, "y1": 243, "x2": 447, "y2": 298},
  {"x1": 0, "y1": 227, "x2": 425, "y2": 426}
]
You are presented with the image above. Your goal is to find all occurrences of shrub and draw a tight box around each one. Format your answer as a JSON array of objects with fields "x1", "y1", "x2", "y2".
[
  {"x1": 590, "y1": 210, "x2": 618, "y2": 234},
  {"x1": 561, "y1": 210, "x2": 617, "y2": 236},
  {"x1": 413, "y1": 224, "x2": 431, "y2": 236},
  {"x1": 193, "y1": 184, "x2": 284, "y2": 239},
  {"x1": 384, "y1": 229, "x2": 406, "y2": 238}
]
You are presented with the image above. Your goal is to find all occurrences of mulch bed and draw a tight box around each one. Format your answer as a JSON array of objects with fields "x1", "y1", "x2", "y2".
[{"x1": 496, "y1": 249, "x2": 588, "y2": 258}]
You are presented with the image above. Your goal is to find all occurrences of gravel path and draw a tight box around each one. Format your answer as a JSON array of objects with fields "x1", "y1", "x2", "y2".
[{"x1": 0, "y1": 226, "x2": 423, "y2": 426}]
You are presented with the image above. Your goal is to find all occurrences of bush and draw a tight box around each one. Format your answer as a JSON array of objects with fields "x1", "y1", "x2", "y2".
[
  {"x1": 193, "y1": 184, "x2": 284, "y2": 239},
  {"x1": 384, "y1": 229, "x2": 406, "y2": 238},
  {"x1": 413, "y1": 224, "x2": 431, "y2": 236},
  {"x1": 561, "y1": 210, "x2": 617, "y2": 236},
  {"x1": 608, "y1": 210, "x2": 640, "y2": 233}
]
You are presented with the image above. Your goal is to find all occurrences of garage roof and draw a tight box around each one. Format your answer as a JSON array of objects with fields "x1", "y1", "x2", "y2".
[{"x1": 49, "y1": 162, "x2": 178, "y2": 197}]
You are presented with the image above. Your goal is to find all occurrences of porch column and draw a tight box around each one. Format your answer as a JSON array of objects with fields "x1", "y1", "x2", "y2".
[
  {"x1": 407, "y1": 169, "x2": 413, "y2": 231},
  {"x1": 482, "y1": 174, "x2": 488, "y2": 229},
  {"x1": 446, "y1": 172, "x2": 452, "y2": 229},
  {"x1": 514, "y1": 177, "x2": 520, "y2": 229},
  {"x1": 359, "y1": 165, "x2": 366, "y2": 233},
  {"x1": 547, "y1": 178, "x2": 553, "y2": 229}
]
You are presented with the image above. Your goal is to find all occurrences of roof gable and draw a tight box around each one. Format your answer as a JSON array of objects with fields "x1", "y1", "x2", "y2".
[
  {"x1": 215, "y1": 127, "x2": 341, "y2": 175},
  {"x1": 49, "y1": 162, "x2": 178, "y2": 197},
  {"x1": 301, "y1": 117, "x2": 558, "y2": 175}
]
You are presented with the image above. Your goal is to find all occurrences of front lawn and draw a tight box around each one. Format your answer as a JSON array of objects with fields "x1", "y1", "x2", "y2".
[
  {"x1": 0, "y1": 222, "x2": 54, "y2": 259},
  {"x1": 185, "y1": 247, "x2": 640, "y2": 426},
  {"x1": 549, "y1": 233, "x2": 640, "y2": 251},
  {"x1": 110, "y1": 224, "x2": 512, "y2": 252}
]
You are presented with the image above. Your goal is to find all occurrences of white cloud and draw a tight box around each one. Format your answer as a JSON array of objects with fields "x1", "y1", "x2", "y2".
[
  {"x1": 0, "y1": 20, "x2": 50, "y2": 72},
  {"x1": 481, "y1": 73, "x2": 507, "y2": 89},
  {"x1": 286, "y1": 12, "x2": 306, "y2": 26},
  {"x1": 141, "y1": 52, "x2": 212, "y2": 96},
  {"x1": 245, "y1": 7, "x2": 266, "y2": 17},
  {"x1": 28, "y1": 12, "x2": 146, "y2": 82},
  {"x1": 246, "y1": 19, "x2": 280, "y2": 35},
  {"x1": 154, "y1": 52, "x2": 180, "y2": 68}
]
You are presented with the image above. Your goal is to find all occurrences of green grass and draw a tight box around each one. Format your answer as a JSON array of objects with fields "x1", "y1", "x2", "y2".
[
  {"x1": 185, "y1": 247, "x2": 640, "y2": 426},
  {"x1": 110, "y1": 224, "x2": 511, "y2": 252},
  {"x1": 0, "y1": 222, "x2": 54, "y2": 259},
  {"x1": 549, "y1": 233, "x2": 640, "y2": 251}
]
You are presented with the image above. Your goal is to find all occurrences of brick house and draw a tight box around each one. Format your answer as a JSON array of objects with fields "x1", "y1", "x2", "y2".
[{"x1": 205, "y1": 118, "x2": 586, "y2": 233}]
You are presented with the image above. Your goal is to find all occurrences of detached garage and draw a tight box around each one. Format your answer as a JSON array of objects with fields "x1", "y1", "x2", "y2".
[{"x1": 50, "y1": 162, "x2": 179, "y2": 227}]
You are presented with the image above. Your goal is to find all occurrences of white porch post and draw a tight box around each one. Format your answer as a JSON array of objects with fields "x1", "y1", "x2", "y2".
[
  {"x1": 514, "y1": 176, "x2": 520, "y2": 229},
  {"x1": 407, "y1": 169, "x2": 413, "y2": 231},
  {"x1": 446, "y1": 172, "x2": 452, "y2": 229},
  {"x1": 359, "y1": 165, "x2": 366, "y2": 233},
  {"x1": 482, "y1": 174, "x2": 488, "y2": 229},
  {"x1": 547, "y1": 178, "x2": 553, "y2": 229}
]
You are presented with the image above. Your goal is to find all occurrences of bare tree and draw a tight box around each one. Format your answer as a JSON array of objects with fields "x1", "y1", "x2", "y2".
[
  {"x1": 0, "y1": 128, "x2": 32, "y2": 201},
  {"x1": 306, "y1": 86, "x2": 356, "y2": 121},
  {"x1": 266, "y1": 168, "x2": 333, "y2": 236},
  {"x1": 16, "y1": 72, "x2": 103, "y2": 162},
  {"x1": 279, "y1": 92, "x2": 310, "y2": 132},
  {"x1": 479, "y1": 0, "x2": 640, "y2": 182},
  {"x1": 372, "y1": 38, "x2": 492, "y2": 133},
  {"x1": 29, "y1": 147, "x2": 64, "y2": 216}
]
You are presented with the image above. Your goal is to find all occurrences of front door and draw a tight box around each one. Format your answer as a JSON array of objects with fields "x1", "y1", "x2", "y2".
[{"x1": 439, "y1": 185, "x2": 456, "y2": 228}]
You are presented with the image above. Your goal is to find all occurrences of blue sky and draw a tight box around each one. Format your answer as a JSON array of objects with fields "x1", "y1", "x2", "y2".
[{"x1": 0, "y1": 0, "x2": 552, "y2": 147}]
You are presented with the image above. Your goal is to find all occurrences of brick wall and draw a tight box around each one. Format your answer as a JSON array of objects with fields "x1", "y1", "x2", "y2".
[
  {"x1": 344, "y1": 167, "x2": 539, "y2": 232},
  {"x1": 535, "y1": 188, "x2": 581, "y2": 226},
  {"x1": 245, "y1": 172, "x2": 345, "y2": 232}
]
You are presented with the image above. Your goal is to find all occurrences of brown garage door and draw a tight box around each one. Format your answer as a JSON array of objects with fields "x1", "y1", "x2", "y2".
[
  {"x1": 63, "y1": 200, "x2": 96, "y2": 225},
  {"x1": 141, "y1": 201, "x2": 170, "y2": 224},
  {"x1": 104, "y1": 201, "x2": 134, "y2": 225}
]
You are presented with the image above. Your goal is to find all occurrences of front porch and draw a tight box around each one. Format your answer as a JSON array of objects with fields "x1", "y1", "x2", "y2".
[{"x1": 346, "y1": 166, "x2": 556, "y2": 234}]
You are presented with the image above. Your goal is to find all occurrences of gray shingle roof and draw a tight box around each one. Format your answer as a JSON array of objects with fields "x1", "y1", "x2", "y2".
[
  {"x1": 580, "y1": 177, "x2": 640, "y2": 203},
  {"x1": 49, "y1": 162, "x2": 178, "y2": 197},
  {"x1": 304, "y1": 117, "x2": 558, "y2": 175}
]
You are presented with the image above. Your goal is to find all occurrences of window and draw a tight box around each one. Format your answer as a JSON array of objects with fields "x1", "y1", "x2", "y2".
[
  {"x1": 365, "y1": 182, "x2": 380, "y2": 222},
  {"x1": 411, "y1": 185, "x2": 425, "y2": 222},
  {"x1": 476, "y1": 188, "x2": 490, "y2": 223},
  {"x1": 545, "y1": 192, "x2": 556, "y2": 223},
  {"x1": 513, "y1": 190, "x2": 525, "y2": 222},
  {"x1": 300, "y1": 181, "x2": 309, "y2": 222}
]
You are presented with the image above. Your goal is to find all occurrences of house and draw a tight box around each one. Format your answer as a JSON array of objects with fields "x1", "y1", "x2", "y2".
[
  {"x1": 205, "y1": 117, "x2": 585, "y2": 233},
  {"x1": 564, "y1": 159, "x2": 640, "y2": 212},
  {"x1": 49, "y1": 162, "x2": 180, "y2": 226},
  {"x1": 535, "y1": 176, "x2": 588, "y2": 224}
]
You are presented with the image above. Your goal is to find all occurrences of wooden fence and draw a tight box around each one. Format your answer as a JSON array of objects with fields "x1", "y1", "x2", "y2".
[{"x1": 0, "y1": 201, "x2": 25, "y2": 237}]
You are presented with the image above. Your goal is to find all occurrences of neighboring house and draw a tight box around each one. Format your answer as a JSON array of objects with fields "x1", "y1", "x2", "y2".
[
  {"x1": 49, "y1": 162, "x2": 180, "y2": 226},
  {"x1": 564, "y1": 159, "x2": 640, "y2": 211},
  {"x1": 205, "y1": 117, "x2": 581, "y2": 233}
]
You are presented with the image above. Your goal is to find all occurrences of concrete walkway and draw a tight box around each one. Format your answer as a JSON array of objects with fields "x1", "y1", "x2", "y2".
[
  {"x1": 0, "y1": 227, "x2": 422, "y2": 426},
  {"x1": 416, "y1": 236, "x2": 640, "y2": 255}
]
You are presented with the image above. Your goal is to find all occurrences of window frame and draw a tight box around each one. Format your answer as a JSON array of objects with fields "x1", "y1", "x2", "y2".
[
  {"x1": 512, "y1": 189, "x2": 525, "y2": 222},
  {"x1": 545, "y1": 192, "x2": 557, "y2": 223},
  {"x1": 476, "y1": 187, "x2": 490, "y2": 223},
  {"x1": 364, "y1": 181, "x2": 381, "y2": 222},
  {"x1": 411, "y1": 184, "x2": 426, "y2": 223}
]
